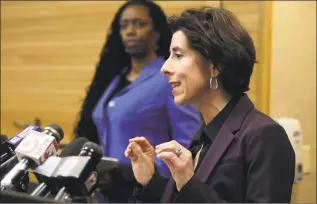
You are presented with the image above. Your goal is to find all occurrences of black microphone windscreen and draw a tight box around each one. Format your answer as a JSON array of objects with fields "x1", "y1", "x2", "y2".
[
  {"x1": 59, "y1": 137, "x2": 89, "y2": 157},
  {"x1": 43, "y1": 124, "x2": 64, "y2": 142},
  {"x1": 82, "y1": 142, "x2": 103, "y2": 156},
  {"x1": 0, "y1": 134, "x2": 8, "y2": 143}
]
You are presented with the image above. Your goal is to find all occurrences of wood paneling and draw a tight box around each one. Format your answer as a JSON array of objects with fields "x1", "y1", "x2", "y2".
[
  {"x1": 1, "y1": 0, "x2": 276, "y2": 193},
  {"x1": 220, "y1": 1, "x2": 271, "y2": 113},
  {"x1": 1, "y1": 1, "x2": 269, "y2": 145},
  {"x1": 0, "y1": 1, "x2": 212, "y2": 144},
  {"x1": 1, "y1": 1, "x2": 120, "y2": 144}
]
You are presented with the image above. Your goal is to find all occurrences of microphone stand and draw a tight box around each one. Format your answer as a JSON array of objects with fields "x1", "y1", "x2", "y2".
[
  {"x1": 30, "y1": 182, "x2": 49, "y2": 197},
  {"x1": 54, "y1": 185, "x2": 91, "y2": 203},
  {"x1": 54, "y1": 187, "x2": 71, "y2": 202}
]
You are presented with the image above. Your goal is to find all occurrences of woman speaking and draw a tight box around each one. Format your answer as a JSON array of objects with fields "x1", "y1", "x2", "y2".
[{"x1": 125, "y1": 6, "x2": 295, "y2": 203}]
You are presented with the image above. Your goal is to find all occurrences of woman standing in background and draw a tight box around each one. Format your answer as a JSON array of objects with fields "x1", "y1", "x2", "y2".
[{"x1": 74, "y1": 0, "x2": 201, "y2": 202}]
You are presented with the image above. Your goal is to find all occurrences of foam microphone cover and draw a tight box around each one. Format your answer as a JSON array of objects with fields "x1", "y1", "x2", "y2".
[
  {"x1": 80, "y1": 141, "x2": 103, "y2": 167},
  {"x1": 80, "y1": 142, "x2": 103, "y2": 157},
  {"x1": 59, "y1": 137, "x2": 89, "y2": 157},
  {"x1": 0, "y1": 134, "x2": 8, "y2": 143},
  {"x1": 0, "y1": 134, "x2": 9, "y2": 160},
  {"x1": 43, "y1": 124, "x2": 64, "y2": 143}
]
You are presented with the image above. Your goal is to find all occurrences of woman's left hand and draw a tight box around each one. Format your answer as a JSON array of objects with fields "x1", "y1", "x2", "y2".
[{"x1": 155, "y1": 140, "x2": 194, "y2": 191}]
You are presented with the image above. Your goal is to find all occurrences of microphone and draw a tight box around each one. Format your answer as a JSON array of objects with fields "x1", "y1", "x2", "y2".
[
  {"x1": 53, "y1": 141, "x2": 102, "y2": 202},
  {"x1": 0, "y1": 135, "x2": 10, "y2": 179},
  {"x1": 0, "y1": 134, "x2": 8, "y2": 142},
  {"x1": 0, "y1": 134, "x2": 9, "y2": 163},
  {"x1": 30, "y1": 137, "x2": 89, "y2": 197},
  {"x1": 0, "y1": 124, "x2": 64, "y2": 191},
  {"x1": 1, "y1": 127, "x2": 41, "y2": 182},
  {"x1": 59, "y1": 137, "x2": 90, "y2": 157},
  {"x1": 0, "y1": 126, "x2": 41, "y2": 165}
]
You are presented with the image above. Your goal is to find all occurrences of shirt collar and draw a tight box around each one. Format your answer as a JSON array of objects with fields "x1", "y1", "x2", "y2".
[{"x1": 198, "y1": 94, "x2": 242, "y2": 143}]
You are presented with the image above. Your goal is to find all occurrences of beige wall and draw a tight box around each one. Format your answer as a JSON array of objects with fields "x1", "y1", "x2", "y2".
[{"x1": 270, "y1": 1, "x2": 316, "y2": 202}]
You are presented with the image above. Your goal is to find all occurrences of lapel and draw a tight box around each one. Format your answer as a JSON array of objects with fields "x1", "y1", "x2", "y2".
[
  {"x1": 161, "y1": 121, "x2": 205, "y2": 203},
  {"x1": 195, "y1": 94, "x2": 254, "y2": 182},
  {"x1": 161, "y1": 179, "x2": 176, "y2": 203},
  {"x1": 161, "y1": 94, "x2": 255, "y2": 203},
  {"x1": 116, "y1": 57, "x2": 164, "y2": 96}
]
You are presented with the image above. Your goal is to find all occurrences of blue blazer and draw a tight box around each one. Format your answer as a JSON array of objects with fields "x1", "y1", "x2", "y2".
[{"x1": 92, "y1": 57, "x2": 201, "y2": 177}]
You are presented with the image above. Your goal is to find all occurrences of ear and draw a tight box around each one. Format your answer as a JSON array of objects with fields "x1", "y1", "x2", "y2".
[{"x1": 209, "y1": 64, "x2": 220, "y2": 78}]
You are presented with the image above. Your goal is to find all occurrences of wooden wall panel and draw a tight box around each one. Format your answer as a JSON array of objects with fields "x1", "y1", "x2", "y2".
[
  {"x1": 1, "y1": 2, "x2": 120, "y2": 144},
  {"x1": 1, "y1": 1, "x2": 269, "y2": 144},
  {"x1": 1, "y1": 1, "x2": 215, "y2": 144},
  {"x1": 220, "y1": 1, "x2": 271, "y2": 113}
]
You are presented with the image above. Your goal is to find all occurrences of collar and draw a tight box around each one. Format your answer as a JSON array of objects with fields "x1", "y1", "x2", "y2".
[{"x1": 193, "y1": 94, "x2": 242, "y2": 143}]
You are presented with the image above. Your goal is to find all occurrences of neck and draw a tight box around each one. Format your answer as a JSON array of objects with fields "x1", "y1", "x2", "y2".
[
  {"x1": 130, "y1": 51, "x2": 157, "y2": 74},
  {"x1": 195, "y1": 89, "x2": 232, "y2": 124}
]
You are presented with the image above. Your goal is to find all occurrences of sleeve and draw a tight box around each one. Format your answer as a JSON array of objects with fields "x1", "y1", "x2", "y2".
[
  {"x1": 133, "y1": 171, "x2": 169, "y2": 203},
  {"x1": 245, "y1": 123, "x2": 295, "y2": 202},
  {"x1": 173, "y1": 123, "x2": 295, "y2": 203},
  {"x1": 173, "y1": 174, "x2": 225, "y2": 203}
]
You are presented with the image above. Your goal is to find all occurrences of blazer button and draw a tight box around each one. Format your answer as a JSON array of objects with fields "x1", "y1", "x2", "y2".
[{"x1": 108, "y1": 100, "x2": 115, "y2": 107}]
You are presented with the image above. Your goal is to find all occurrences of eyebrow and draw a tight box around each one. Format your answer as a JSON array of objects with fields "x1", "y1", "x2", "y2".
[
  {"x1": 171, "y1": 46, "x2": 184, "y2": 53},
  {"x1": 120, "y1": 17, "x2": 147, "y2": 22}
]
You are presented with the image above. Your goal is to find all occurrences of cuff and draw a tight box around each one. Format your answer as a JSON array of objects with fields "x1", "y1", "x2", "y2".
[{"x1": 134, "y1": 171, "x2": 167, "y2": 203}]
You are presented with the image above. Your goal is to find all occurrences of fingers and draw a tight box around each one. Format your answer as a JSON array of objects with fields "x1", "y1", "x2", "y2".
[
  {"x1": 155, "y1": 140, "x2": 190, "y2": 158},
  {"x1": 125, "y1": 142, "x2": 143, "y2": 161},
  {"x1": 129, "y1": 136, "x2": 146, "y2": 142},
  {"x1": 157, "y1": 151, "x2": 183, "y2": 169},
  {"x1": 155, "y1": 145, "x2": 175, "y2": 154},
  {"x1": 124, "y1": 144, "x2": 133, "y2": 158},
  {"x1": 155, "y1": 140, "x2": 179, "y2": 149},
  {"x1": 130, "y1": 142, "x2": 143, "y2": 155},
  {"x1": 155, "y1": 140, "x2": 183, "y2": 150},
  {"x1": 155, "y1": 140, "x2": 181, "y2": 152},
  {"x1": 129, "y1": 136, "x2": 154, "y2": 151},
  {"x1": 129, "y1": 136, "x2": 149, "y2": 144},
  {"x1": 129, "y1": 136, "x2": 152, "y2": 146}
]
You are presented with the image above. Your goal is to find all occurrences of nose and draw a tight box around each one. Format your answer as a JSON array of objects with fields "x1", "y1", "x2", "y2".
[
  {"x1": 125, "y1": 24, "x2": 136, "y2": 36},
  {"x1": 161, "y1": 60, "x2": 173, "y2": 76}
]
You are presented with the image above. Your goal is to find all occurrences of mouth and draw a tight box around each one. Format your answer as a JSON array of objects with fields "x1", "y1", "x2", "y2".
[
  {"x1": 170, "y1": 82, "x2": 181, "y2": 90},
  {"x1": 125, "y1": 40, "x2": 139, "y2": 47}
]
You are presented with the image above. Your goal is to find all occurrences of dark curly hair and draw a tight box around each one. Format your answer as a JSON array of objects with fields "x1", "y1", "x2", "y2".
[
  {"x1": 168, "y1": 7, "x2": 257, "y2": 97},
  {"x1": 74, "y1": 0, "x2": 172, "y2": 143}
]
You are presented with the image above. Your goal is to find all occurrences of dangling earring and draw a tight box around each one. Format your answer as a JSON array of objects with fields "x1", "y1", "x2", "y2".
[{"x1": 209, "y1": 77, "x2": 219, "y2": 91}]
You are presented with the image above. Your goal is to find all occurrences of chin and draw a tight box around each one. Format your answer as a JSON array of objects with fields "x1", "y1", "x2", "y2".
[
  {"x1": 174, "y1": 95, "x2": 189, "y2": 106},
  {"x1": 125, "y1": 48, "x2": 146, "y2": 58}
]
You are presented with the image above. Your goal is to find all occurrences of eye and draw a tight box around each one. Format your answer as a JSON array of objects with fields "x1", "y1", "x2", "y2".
[
  {"x1": 174, "y1": 53, "x2": 183, "y2": 60},
  {"x1": 119, "y1": 23, "x2": 128, "y2": 30},
  {"x1": 135, "y1": 20, "x2": 147, "y2": 28}
]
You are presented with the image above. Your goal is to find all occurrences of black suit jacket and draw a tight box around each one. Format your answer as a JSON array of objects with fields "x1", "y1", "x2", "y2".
[{"x1": 137, "y1": 94, "x2": 295, "y2": 203}]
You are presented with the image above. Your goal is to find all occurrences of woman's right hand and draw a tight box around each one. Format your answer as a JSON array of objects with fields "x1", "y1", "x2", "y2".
[{"x1": 125, "y1": 136, "x2": 155, "y2": 186}]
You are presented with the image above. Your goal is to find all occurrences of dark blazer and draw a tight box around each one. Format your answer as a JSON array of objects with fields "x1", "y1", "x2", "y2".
[{"x1": 137, "y1": 94, "x2": 295, "y2": 203}]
